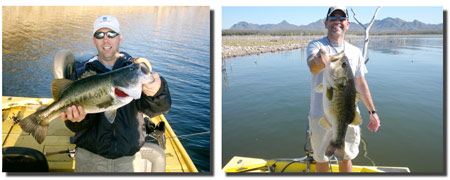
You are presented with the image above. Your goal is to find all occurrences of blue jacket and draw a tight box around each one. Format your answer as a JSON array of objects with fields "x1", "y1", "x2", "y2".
[{"x1": 64, "y1": 52, "x2": 171, "y2": 159}]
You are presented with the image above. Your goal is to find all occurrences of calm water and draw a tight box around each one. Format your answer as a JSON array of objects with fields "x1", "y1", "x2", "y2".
[
  {"x1": 222, "y1": 36, "x2": 444, "y2": 173},
  {"x1": 2, "y1": 6, "x2": 210, "y2": 172}
]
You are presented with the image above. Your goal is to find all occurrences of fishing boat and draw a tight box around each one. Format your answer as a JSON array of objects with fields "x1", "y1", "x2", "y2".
[
  {"x1": 223, "y1": 155, "x2": 410, "y2": 173},
  {"x1": 2, "y1": 96, "x2": 198, "y2": 172}
]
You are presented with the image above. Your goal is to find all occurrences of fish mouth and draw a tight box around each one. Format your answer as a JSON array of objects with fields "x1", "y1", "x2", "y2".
[
  {"x1": 330, "y1": 51, "x2": 345, "y2": 62},
  {"x1": 140, "y1": 63, "x2": 151, "y2": 75},
  {"x1": 138, "y1": 63, "x2": 155, "y2": 84}
]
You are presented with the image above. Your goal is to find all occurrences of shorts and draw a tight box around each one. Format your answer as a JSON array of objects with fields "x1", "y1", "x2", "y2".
[
  {"x1": 308, "y1": 116, "x2": 360, "y2": 163},
  {"x1": 74, "y1": 147, "x2": 143, "y2": 172}
]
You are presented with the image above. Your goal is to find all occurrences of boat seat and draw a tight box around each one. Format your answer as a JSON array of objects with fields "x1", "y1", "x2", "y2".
[
  {"x1": 140, "y1": 143, "x2": 166, "y2": 172},
  {"x1": 53, "y1": 49, "x2": 75, "y2": 79},
  {"x1": 2, "y1": 147, "x2": 49, "y2": 172}
]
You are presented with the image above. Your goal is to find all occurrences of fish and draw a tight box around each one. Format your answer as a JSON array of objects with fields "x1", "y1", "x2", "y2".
[
  {"x1": 315, "y1": 50, "x2": 362, "y2": 161},
  {"x1": 19, "y1": 62, "x2": 154, "y2": 144}
]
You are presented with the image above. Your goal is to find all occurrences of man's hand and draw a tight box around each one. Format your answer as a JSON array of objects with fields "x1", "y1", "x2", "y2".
[
  {"x1": 61, "y1": 105, "x2": 86, "y2": 122},
  {"x1": 143, "y1": 72, "x2": 162, "y2": 97},
  {"x1": 367, "y1": 113, "x2": 380, "y2": 132},
  {"x1": 307, "y1": 48, "x2": 329, "y2": 74},
  {"x1": 134, "y1": 57, "x2": 161, "y2": 96}
]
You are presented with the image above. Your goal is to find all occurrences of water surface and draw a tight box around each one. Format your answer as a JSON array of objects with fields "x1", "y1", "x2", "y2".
[{"x1": 222, "y1": 35, "x2": 444, "y2": 173}]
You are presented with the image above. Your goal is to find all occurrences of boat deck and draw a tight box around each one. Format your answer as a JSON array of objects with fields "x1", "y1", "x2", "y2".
[
  {"x1": 223, "y1": 156, "x2": 410, "y2": 173},
  {"x1": 2, "y1": 96, "x2": 197, "y2": 172}
]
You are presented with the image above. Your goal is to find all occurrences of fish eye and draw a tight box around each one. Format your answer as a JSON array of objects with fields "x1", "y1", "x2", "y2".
[{"x1": 342, "y1": 62, "x2": 347, "y2": 68}]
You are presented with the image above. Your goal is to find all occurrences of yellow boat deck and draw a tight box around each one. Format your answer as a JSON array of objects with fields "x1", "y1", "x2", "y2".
[
  {"x1": 223, "y1": 156, "x2": 410, "y2": 173},
  {"x1": 2, "y1": 96, "x2": 198, "y2": 172}
]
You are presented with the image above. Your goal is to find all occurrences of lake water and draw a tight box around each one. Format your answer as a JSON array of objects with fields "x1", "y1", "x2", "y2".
[
  {"x1": 2, "y1": 6, "x2": 210, "y2": 172},
  {"x1": 222, "y1": 35, "x2": 444, "y2": 173}
]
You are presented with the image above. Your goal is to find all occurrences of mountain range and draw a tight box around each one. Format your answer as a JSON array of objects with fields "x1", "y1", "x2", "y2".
[{"x1": 227, "y1": 17, "x2": 443, "y2": 33}]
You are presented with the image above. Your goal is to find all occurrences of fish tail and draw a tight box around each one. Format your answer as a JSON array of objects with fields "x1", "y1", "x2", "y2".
[
  {"x1": 19, "y1": 113, "x2": 48, "y2": 144},
  {"x1": 325, "y1": 141, "x2": 345, "y2": 162},
  {"x1": 325, "y1": 142, "x2": 337, "y2": 157}
]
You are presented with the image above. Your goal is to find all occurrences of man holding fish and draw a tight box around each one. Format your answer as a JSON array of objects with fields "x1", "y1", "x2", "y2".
[
  {"x1": 306, "y1": 6, "x2": 380, "y2": 172},
  {"x1": 60, "y1": 15, "x2": 171, "y2": 172}
]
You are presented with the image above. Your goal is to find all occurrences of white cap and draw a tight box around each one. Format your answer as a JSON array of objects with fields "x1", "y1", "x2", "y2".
[
  {"x1": 326, "y1": 6, "x2": 348, "y2": 18},
  {"x1": 93, "y1": 15, "x2": 120, "y2": 35}
]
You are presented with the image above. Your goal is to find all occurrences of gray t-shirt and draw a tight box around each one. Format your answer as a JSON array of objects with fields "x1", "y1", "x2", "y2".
[{"x1": 306, "y1": 36, "x2": 368, "y2": 118}]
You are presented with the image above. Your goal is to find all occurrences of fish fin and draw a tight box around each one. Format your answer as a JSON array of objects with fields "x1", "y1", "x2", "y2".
[
  {"x1": 350, "y1": 112, "x2": 363, "y2": 126},
  {"x1": 19, "y1": 112, "x2": 48, "y2": 144},
  {"x1": 334, "y1": 147, "x2": 345, "y2": 162},
  {"x1": 315, "y1": 83, "x2": 324, "y2": 92},
  {"x1": 326, "y1": 87, "x2": 334, "y2": 101},
  {"x1": 325, "y1": 141, "x2": 337, "y2": 157},
  {"x1": 79, "y1": 70, "x2": 97, "y2": 79},
  {"x1": 325, "y1": 141, "x2": 345, "y2": 162},
  {"x1": 355, "y1": 92, "x2": 361, "y2": 104},
  {"x1": 319, "y1": 115, "x2": 332, "y2": 129},
  {"x1": 104, "y1": 110, "x2": 117, "y2": 124},
  {"x1": 51, "y1": 78, "x2": 74, "y2": 100}
]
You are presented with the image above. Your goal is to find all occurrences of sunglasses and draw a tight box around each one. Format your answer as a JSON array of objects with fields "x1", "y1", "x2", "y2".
[
  {"x1": 94, "y1": 31, "x2": 119, "y2": 39},
  {"x1": 328, "y1": 16, "x2": 347, "y2": 21}
]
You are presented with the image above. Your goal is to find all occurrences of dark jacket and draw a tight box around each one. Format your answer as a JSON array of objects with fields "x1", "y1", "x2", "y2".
[{"x1": 64, "y1": 52, "x2": 171, "y2": 159}]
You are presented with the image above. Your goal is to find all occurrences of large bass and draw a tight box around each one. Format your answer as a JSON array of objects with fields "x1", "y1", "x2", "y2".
[
  {"x1": 20, "y1": 61, "x2": 154, "y2": 144},
  {"x1": 315, "y1": 51, "x2": 362, "y2": 161}
]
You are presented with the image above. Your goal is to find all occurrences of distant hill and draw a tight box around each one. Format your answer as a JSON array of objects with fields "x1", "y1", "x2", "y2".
[{"x1": 227, "y1": 17, "x2": 443, "y2": 33}]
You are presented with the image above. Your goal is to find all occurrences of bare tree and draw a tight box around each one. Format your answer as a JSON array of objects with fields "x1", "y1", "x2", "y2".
[{"x1": 351, "y1": 7, "x2": 381, "y2": 64}]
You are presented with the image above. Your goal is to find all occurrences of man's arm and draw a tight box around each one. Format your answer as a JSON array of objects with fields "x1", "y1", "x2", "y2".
[{"x1": 355, "y1": 77, "x2": 380, "y2": 132}]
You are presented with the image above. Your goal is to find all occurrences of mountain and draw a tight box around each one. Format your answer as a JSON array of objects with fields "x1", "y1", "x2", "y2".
[
  {"x1": 227, "y1": 17, "x2": 443, "y2": 33},
  {"x1": 230, "y1": 20, "x2": 299, "y2": 31}
]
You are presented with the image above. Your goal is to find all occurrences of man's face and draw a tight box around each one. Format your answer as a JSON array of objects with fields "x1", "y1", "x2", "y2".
[
  {"x1": 325, "y1": 10, "x2": 350, "y2": 36},
  {"x1": 93, "y1": 27, "x2": 122, "y2": 62}
]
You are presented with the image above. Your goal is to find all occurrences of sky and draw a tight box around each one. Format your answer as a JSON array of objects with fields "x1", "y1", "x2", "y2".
[{"x1": 222, "y1": 6, "x2": 444, "y2": 29}]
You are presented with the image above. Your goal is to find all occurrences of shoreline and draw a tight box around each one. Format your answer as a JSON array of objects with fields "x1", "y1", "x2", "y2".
[
  {"x1": 222, "y1": 34, "x2": 442, "y2": 59},
  {"x1": 222, "y1": 43, "x2": 305, "y2": 59}
]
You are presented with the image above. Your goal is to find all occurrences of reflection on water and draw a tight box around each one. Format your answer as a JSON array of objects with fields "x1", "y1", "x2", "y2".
[
  {"x1": 352, "y1": 35, "x2": 443, "y2": 55},
  {"x1": 3, "y1": 6, "x2": 210, "y2": 172},
  {"x1": 222, "y1": 36, "x2": 443, "y2": 173}
]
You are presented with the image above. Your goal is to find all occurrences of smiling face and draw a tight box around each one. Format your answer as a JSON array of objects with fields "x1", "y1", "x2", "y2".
[
  {"x1": 325, "y1": 10, "x2": 350, "y2": 38},
  {"x1": 93, "y1": 28, "x2": 123, "y2": 66}
]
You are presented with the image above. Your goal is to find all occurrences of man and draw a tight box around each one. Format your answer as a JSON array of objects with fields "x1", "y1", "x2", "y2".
[
  {"x1": 61, "y1": 15, "x2": 171, "y2": 172},
  {"x1": 306, "y1": 7, "x2": 380, "y2": 172}
]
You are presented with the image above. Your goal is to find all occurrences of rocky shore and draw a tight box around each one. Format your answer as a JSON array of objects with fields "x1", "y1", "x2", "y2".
[
  {"x1": 222, "y1": 35, "x2": 364, "y2": 59},
  {"x1": 222, "y1": 43, "x2": 304, "y2": 59}
]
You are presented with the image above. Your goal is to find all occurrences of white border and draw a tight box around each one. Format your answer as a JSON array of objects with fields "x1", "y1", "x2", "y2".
[{"x1": 1, "y1": 0, "x2": 449, "y2": 179}]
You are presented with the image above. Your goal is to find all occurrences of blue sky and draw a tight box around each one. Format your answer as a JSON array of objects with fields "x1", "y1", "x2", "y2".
[{"x1": 222, "y1": 6, "x2": 443, "y2": 29}]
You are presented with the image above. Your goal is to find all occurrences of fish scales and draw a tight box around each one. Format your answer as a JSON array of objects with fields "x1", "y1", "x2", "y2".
[{"x1": 38, "y1": 74, "x2": 115, "y2": 123}]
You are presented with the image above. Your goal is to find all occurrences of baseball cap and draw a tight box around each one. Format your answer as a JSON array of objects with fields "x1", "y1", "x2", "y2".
[
  {"x1": 326, "y1": 6, "x2": 348, "y2": 19},
  {"x1": 93, "y1": 15, "x2": 120, "y2": 35}
]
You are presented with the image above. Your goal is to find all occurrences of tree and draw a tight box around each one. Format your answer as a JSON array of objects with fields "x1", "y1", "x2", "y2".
[{"x1": 351, "y1": 7, "x2": 381, "y2": 64}]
